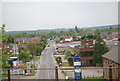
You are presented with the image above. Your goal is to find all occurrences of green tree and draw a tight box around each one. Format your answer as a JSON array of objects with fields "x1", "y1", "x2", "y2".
[
  {"x1": 64, "y1": 49, "x2": 74, "y2": 66},
  {"x1": 67, "y1": 57, "x2": 74, "y2": 66},
  {"x1": 1, "y1": 24, "x2": 8, "y2": 42},
  {"x1": 1, "y1": 24, "x2": 10, "y2": 68},
  {"x1": 2, "y1": 55, "x2": 10, "y2": 68},
  {"x1": 27, "y1": 42, "x2": 37, "y2": 58},
  {"x1": 1, "y1": 24, "x2": 5, "y2": 33},
  {"x1": 92, "y1": 34, "x2": 109, "y2": 64},
  {"x1": 36, "y1": 46, "x2": 43, "y2": 56},
  {"x1": 27, "y1": 42, "x2": 37, "y2": 66},
  {"x1": 84, "y1": 29, "x2": 94, "y2": 36},
  {"x1": 64, "y1": 49, "x2": 72, "y2": 60},
  {"x1": 18, "y1": 50, "x2": 31, "y2": 63}
]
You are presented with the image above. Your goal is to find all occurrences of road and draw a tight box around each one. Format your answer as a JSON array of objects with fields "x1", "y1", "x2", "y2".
[{"x1": 37, "y1": 41, "x2": 56, "y2": 79}]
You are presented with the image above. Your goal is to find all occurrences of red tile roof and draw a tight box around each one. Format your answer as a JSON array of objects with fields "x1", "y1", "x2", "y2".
[{"x1": 112, "y1": 32, "x2": 120, "y2": 34}]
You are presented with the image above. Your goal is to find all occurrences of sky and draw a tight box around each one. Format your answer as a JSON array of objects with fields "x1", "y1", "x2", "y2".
[{"x1": 1, "y1": 0, "x2": 119, "y2": 31}]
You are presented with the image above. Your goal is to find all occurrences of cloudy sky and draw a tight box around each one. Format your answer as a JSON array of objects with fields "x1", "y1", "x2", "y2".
[{"x1": 1, "y1": 0, "x2": 119, "y2": 31}]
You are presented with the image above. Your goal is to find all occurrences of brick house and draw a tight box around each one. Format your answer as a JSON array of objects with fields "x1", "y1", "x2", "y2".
[
  {"x1": 56, "y1": 41, "x2": 80, "y2": 54},
  {"x1": 74, "y1": 40, "x2": 94, "y2": 66},
  {"x1": 14, "y1": 36, "x2": 41, "y2": 44},
  {"x1": 2, "y1": 43, "x2": 19, "y2": 55},
  {"x1": 111, "y1": 32, "x2": 120, "y2": 40},
  {"x1": 100, "y1": 32, "x2": 109, "y2": 39},
  {"x1": 102, "y1": 46, "x2": 120, "y2": 81},
  {"x1": 101, "y1": 31, "x2": 120, "y2": 40}
]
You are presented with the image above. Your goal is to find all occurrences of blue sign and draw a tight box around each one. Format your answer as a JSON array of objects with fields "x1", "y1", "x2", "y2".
[
  {"x1": 74, "y1": 54, "x2": 82, "y2": 80},
  {"x1": 74, "y1": 72, "x2": 82, "y2": 80}
]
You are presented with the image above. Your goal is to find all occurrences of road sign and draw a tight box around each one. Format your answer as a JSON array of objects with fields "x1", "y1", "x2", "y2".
[{"x1": 74, "y1": 54, "x2": 82, "y2": 80}]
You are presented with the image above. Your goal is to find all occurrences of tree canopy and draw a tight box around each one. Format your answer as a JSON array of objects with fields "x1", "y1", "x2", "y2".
[
  {"x1": 92, "y1": 34, "x2": 109, "y2": 64},
  {"x1": 18, "y1": 50, "x2": 31, "y2": 63}
]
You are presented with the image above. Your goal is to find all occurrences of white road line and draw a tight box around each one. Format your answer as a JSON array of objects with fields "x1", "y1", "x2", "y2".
[{"x1": 48, "y1": 72, "x2": 50, "y2": 79}]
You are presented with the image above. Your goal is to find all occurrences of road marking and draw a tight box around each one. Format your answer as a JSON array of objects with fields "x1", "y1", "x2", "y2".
[{"x1": 48, "y1": 72, "x2": 50, "y2": 79}]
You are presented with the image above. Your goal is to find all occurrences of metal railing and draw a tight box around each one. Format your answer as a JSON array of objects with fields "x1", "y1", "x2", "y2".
[{"x1": 1, "y1": 66, "x2": 120, "y2": 81}]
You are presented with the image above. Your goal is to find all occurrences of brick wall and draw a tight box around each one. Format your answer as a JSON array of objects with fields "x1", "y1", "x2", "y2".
[{"x1": 103, "y1": 58, "x2": 120, "y2": 81}]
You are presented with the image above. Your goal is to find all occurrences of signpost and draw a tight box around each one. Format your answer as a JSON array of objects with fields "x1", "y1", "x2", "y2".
[{"x1": 74, "y1": 54, "x2": 82, "y2": 80}]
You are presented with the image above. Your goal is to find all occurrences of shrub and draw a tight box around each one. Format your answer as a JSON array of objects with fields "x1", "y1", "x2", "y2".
[
  {"x1": 56, "y1": 57, "x2": 62, "y2": 64},
  {"x1": 67, "y1": 57, "x2": 74, "y2": 66}
]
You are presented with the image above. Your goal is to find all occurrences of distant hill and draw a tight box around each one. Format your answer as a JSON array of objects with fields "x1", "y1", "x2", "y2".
[
  {"x1": 6, "y1": 24, "x2": 119, "y2": 35},
  {"x1": 84, "y1": 24, "x2": 119, "y2": 30},
  {"x1": 36, "y1": 28, "x2": 69, "y2": 33},
  {"x1": 5, "y1": 30, "x2": 36, "y2": 35}
]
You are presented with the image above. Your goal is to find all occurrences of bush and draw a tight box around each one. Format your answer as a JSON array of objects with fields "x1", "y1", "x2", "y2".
[
  {"x1": 67, "y1": 57, "x2": 74, "y2": 66},
  {"x1": 56, "y1": 57, "x2": 62, "y2": 64}
]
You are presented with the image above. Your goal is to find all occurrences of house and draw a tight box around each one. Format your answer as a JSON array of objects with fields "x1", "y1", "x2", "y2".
[
  {"x1": 111, "y1": 32, "x2": 120, "y2": 40},
  {"x1": 14, "y1": 36, "x2": 41, "y2": 44},
  {"x1": 100, "y1": 32, "x2": 109, "y2": 39},
  {"x1": 80, "y1": 40, "x2": 94, "y2": 47},
  {"x1": 102, "y1": 46, "x2": 120, "y2": 81},
  {"x1": 2, "y1": 43, "x2": 19, "y2": 55},
  {"x1": 101, "y1": 31, "x2": 120, "y2": 40},
  {"x1": 77, "y1": 35, "x2": 83, "y2": 39},
  {"x1": 56, "y1": 41, "x2": 80, "y2": 54},
  {"x1": 74, "y1": 40, "x2": 94, "y2": 66},
  {"x1": 106, "y1": 34, "x2": 113, "y2": 40},
  {"x1": 64, "y1": 36, "x2": 73, "y2": 42}
]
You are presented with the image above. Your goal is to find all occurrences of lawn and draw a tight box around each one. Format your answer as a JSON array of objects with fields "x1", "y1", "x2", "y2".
[
  {"x1": 36, "y1": 56, "x2": 40, "y2": 60},
  {"x1": 67, "y1": 78, "x2": 106, "y2": 81},
  {"x1": 32, "y1": 56, "x2": 40, "y2": 61},
  {"x1": 82, "y1": 78, "x2": 106, "y2": 81},
  {"x1": 62, "y1": 62, "x2": 73, "y2": 67}
]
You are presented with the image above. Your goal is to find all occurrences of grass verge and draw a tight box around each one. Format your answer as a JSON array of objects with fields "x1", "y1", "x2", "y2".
[{"x1": 62, "y1": 62, "x2": 73, "y2": 67}]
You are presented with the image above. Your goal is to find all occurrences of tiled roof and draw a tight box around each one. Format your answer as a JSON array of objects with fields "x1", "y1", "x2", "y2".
[
  {"x1": 102, "y1": 46, "x2": 119, "y2": 64},
  {"x1": 112, "y1": 32, "x2": 120, "y2": 34},
  {"x1": 14, "y1": 36, "x2": 41, "y2": 41},
  {"x1": 64, "y1": 36, "x2": 72, "y2": 39},
  {"x1": 57, "y1": 41, "x2": 81, "y2": 47},
  {"x1": 14, "y1": 37, "x2": 28, "y2": 41}
]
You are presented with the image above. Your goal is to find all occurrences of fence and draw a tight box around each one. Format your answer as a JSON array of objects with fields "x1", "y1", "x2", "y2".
[{"x1": 1, "y1": 66, "x2": 120, "y2": 81}]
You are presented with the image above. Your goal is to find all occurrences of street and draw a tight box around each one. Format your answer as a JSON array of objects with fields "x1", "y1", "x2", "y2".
[{"x1": 37, "y1": 41, "x2": 56, "y2": 79}]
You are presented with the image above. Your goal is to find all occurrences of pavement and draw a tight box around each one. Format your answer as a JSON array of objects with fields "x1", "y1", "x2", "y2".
[
  {"x1": 35, "y1": 41, "x2": 65, "y2": 79},
  {"x1": 62, "y1": 67, "x2": 103, "y2": 79}
]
